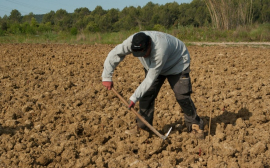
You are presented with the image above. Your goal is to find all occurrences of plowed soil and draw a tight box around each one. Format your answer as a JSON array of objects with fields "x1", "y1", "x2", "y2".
[{"x1": 0, "y1": 43, "x2": 270, "y2": 168}]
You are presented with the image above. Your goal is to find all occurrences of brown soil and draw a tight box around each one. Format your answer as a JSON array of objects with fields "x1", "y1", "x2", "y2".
[{"x1": 0, "y1": 43, "x2": 270, "y2": 168}]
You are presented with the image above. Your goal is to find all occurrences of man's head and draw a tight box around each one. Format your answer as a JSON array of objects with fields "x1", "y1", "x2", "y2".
[{"x1": 131, "y1": 32, "x2": 151, "y2": 57}]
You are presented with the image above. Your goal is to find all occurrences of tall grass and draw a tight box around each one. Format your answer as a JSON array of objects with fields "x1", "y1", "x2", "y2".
[
  {"x1": 0, "y1": 23, "x2": 269, "y2": 44},
  {"x1": 204, "y1": 0, "x2": 253, "y2": 30}
]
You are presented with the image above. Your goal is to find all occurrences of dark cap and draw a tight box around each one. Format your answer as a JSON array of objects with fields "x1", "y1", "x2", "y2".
[{"x1": 131, "y1": 32, "x2": 150, "y2": 57}]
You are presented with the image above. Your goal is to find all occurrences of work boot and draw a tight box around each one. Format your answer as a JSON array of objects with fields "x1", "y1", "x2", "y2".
[{"x1": 191, "y1": 124, "x2": 204, "y2": 139}]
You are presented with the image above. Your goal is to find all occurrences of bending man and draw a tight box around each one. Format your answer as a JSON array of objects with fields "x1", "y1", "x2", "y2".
[{"x1": 102, "y1": 31, "x2": 204, "y2": 139}]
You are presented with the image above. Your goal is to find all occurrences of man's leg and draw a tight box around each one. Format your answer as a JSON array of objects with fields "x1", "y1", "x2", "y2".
[
  {"x1": 137, "y1": 71, "x2": 166, "y2": 130},
  {"x1": 167, "y1": 67, "x2": 204, "y2": 133}
]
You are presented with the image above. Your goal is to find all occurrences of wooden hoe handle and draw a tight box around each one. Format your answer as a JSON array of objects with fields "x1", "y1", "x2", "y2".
[{"x1": 111, "y1": 88, "x2": 169, "y2": 140}]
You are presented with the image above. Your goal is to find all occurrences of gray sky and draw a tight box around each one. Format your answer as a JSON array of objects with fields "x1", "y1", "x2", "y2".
[{"x1": 0, "y1": 0, "x2": 192, "y2": 17}]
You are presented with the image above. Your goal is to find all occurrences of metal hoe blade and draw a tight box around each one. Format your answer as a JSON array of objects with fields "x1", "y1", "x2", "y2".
[{"x1": 162, "y1": 127, "x2": 172, "y2": 140}]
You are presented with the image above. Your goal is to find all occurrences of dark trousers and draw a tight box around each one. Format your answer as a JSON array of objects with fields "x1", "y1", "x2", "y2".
[{"x1": 136, "y1": 66, "x2": 203, "y2": 132}]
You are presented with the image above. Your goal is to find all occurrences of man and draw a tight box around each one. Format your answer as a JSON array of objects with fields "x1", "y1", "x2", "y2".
[{"x1": 102, "y1": 31, "x2": 204, "y2": 139}]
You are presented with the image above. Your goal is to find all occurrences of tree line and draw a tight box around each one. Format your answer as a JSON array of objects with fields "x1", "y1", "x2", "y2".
[{"x1": 0, "y1": 0, "x2": 269, "y2": 36}]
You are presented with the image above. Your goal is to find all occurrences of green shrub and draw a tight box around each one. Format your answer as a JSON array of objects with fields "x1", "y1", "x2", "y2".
[
  {"x1": 70, "y1": 27, "x2": 78, "y2": 35},
  {"x1": 7, "y1": 23, "x2": 22, "y2": 34},
  {"x1": 86, "y1": 22, "x2": 100, "y2": 32},
  {"x1": 21, "y1": 22, "x2": 36, "y2": 35},
  {"x1": 153, "y1": 24, "x2": 166, "y2": 31},
  {"x1": 1, "y1": 22, "x2": 8, "y2": 31},
  {"x1": 38, "y1": 22, "x2": 52, "y2": 33},
  {"x1": 0, "y1": 29, "x2": 5, "y2": 36},
  {"x1": 250, "y1": 23, "x2": 270, "y2": 41}
]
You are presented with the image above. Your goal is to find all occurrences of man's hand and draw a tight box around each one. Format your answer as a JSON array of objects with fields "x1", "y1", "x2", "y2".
[
  {"x1": 128, "y1": 100, "x2": 135, "y2": 110},
  {"x1": 102, "y1": 81, "x2": 113, "y2": 90}
]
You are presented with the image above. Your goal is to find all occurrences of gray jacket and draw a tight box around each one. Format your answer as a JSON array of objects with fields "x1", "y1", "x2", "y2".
[{"x1": 102, "y1": 31, "x2": 190, "y2": 103}]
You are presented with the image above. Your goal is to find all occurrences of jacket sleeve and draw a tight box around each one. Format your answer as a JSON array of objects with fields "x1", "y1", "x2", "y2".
[
  {"x1": 102, "y1": 37, "x2": 133, "y2": 81},
  {"x1": 129, "y1": 50, "x2": 169, "y2": 103}
]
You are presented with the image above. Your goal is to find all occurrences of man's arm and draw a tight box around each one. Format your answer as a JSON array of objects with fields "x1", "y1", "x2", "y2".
[{"x1": 102, "y1": 37, "x2": 133, "y2": 82}]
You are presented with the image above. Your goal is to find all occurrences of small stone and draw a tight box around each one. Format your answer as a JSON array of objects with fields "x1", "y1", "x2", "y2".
[{"x1": 36, "y1": 155, "x2": 50, "y2": 166}]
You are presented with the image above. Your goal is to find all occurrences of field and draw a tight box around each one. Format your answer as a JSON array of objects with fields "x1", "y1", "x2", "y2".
[{"x1": 0, "y1": 43, "x2": 270, "y2": 167}]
